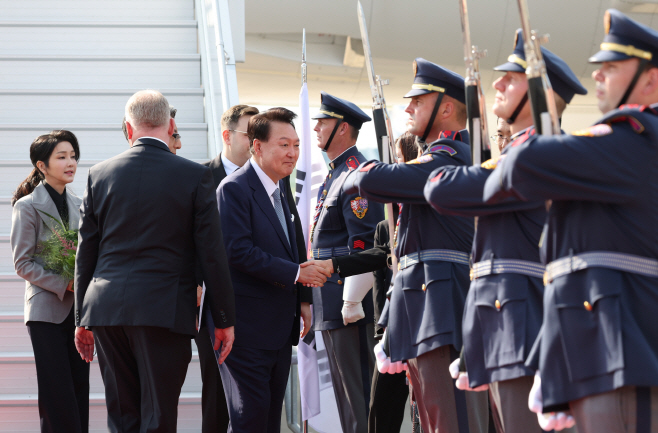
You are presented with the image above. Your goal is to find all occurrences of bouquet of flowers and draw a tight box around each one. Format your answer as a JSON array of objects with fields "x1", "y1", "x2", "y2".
[{"x1": 35, "y1": 210, "x2": 78, "y2": 281}]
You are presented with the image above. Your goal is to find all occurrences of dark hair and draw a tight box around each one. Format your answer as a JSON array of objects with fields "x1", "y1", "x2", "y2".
[
  {"x1": 122, "y1": 105, "x2": 177, "y2": 142},
  {"x1": 248, "y1": 107, "x2": 297, "y2": 154},
  {"x1": 396, "y1": 131, "x2": 419, "y2": 162},
  {"x1": 11, "y1": 130, "x2": 80, "y2": 206},
  {"x1": 221, "y1": 104, "x2": 259, "y2": 132}
]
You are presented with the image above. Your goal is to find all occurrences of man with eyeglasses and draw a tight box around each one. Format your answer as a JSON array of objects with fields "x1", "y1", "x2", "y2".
[
  {"x1": 425, "y1": 29, "x2": 586, "y2": 433},
  {"x1": 491, "y1": 117, "x2": 511, "y2": 153}
]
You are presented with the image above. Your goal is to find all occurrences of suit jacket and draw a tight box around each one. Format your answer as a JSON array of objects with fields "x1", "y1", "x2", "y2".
[
  {"x1": 11, "y1": 182, "x2": 82, "y2": 324},
  {"x1": 204, "y1": 153, "x2": 312, "y2": 307},
  {"x1": 74, "y1": 138, "x2": 235, "y2": 336},
  {"x1": 217, "y1": 160, "x2": 301, "y2": 350}
]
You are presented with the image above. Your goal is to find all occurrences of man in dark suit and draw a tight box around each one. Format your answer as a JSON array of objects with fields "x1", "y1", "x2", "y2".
[
  {"x1": 216, "y1": 107, "x2": 330, "y2": 433},
  {"x1": 197, "y1": 104, "x2": 259, "y2": 433},
  {"x1": 74, "y1": 90, "x2": 236, "y2": 433}
]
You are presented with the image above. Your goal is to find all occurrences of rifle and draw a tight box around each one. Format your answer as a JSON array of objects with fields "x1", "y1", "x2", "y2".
[
  {"x1": 516, "y1": 0, "x2": 560, "y2": 135},
  {"x1": 458, "y1": 0, "x2": 491, "y2": 165},
  {"x1": 357, "y1": 1, "x2": 398, "y2": 280}
]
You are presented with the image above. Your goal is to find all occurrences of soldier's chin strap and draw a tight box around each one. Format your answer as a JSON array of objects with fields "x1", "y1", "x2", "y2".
[
  {"x1": 421, "y1": 93, "x2": 445, "y2": 142},
  {"x1": 506, "y1": 93, "x2": 529, "y2": 124},
  {"x1": 322, "y1": 120, "x2": 344, "y2": 153},
  {"x1": 617, "y1": 58, "x2": 650, "y2": 107}
]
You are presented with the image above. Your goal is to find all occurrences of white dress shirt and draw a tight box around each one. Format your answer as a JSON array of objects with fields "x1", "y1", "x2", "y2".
[
  {"x1": 250, "y1": 158, "x2": 301, "y2": 282},
  {"x1": 221, "y1": 153, "x2": 240, "y2": 176}
]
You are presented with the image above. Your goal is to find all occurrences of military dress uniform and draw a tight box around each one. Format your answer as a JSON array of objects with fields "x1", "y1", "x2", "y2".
[
  {"x1": 346, "y1": 60, "x2": 488, "y2": 433},
  {"x1": 483, "y1": 10, "x2": 658, "y2": 432},
  {"x1": 424, "y1": 31, "x2": 587, "y2": 433},
  {"x1": 310, "y1": 93, "x2": 385, "y2": 433}
]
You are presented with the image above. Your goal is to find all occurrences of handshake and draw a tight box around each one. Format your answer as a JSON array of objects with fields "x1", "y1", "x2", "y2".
[{"x1": 298, "y1": 259, "x2": 334, "y2": 287}]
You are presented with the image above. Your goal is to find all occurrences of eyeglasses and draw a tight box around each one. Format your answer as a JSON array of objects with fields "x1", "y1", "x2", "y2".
[
  {"x1": 172, "y1": 133, "x2": 181, "y2": 140},
  {"x1": 229, "y1": 129, "x2": 248, "y2": 136},
  {"x1": 490, "y1": 134, "x2": 511, "y2": 144}
]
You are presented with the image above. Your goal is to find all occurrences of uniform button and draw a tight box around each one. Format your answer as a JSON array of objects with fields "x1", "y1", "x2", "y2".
[
  {"x1": 495, "y1": 300, "x2": 501, "y2": 310},
  {"x1": 337, "y1": 280, "x2": 343, "y2": 285},
  {"x1": 469, "y1": 269, "x2": 474, "y2": 281},
  {"x1": 584, "y1": 301, "x2": 592, "y2": 311},
  {"x1": 422, "y1": 284, "x2": 426, "y2": 292},
  {"x1": 329, "y1": 174, "x2": 332, "y2": 179},
  {"x1": 398, "y1": 263, "x2": 401, "y2": 271}
]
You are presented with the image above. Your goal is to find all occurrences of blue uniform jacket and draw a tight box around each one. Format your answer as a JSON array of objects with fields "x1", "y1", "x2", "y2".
[
  {"x1": 311, "y1": 146, "x2": 384, "y2": 331},
  {"x1": 346, "y1": 131, "x2": 474, "y2": 362},
  {"x1": 483, "y1": 105, "x2": 658, "y2": 408},
  {"x1": 424, "y1": 127, "x2": 545, "y2": 387}
]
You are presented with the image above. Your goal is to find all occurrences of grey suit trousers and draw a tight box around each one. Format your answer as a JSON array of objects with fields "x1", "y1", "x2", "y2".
[{"x1": 322, "y1": 323, "x2": 376, "y2": 433}]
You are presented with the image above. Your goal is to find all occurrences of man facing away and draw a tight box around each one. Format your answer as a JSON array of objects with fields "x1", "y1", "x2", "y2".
[
  {"x1": 216, "y1": 107, "x2": 330, "y2": 433},
  {"x1": 74, "y1": 89, "x2": 236, "y2": 433}
]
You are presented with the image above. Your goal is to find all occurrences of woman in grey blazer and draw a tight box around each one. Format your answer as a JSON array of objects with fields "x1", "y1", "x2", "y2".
[{"x1": 10, "y1": 130, "x2": 90, "y2": 433}]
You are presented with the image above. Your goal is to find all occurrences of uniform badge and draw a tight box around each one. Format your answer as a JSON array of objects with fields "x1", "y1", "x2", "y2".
[
  {"x1": 438, "y1": 130, "x2": 461, "y2": 141},
  {"x1": 350, "y1": 197, "x2": 369, "y2": 219},
  {"x1": 346, "y1": 156, "x2": 359, "y2": 171},
  {"x1": 481, "y1": 158, "x2": 498, "y2": 170},
  {"x1": 406, "y1": 154, "x2": 434, "y2": 165},
  {"x1": 428, "y1": 144, "x2": 457, "y2": 156},
  {"x1": 571, "y1": 124, "x2": 613, "y2": 137},
  {"x1": 354, "y1": 240, "x2": 365, "y2": 250}
]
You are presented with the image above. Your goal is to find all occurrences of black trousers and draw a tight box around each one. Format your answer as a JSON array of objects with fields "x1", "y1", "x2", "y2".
[
  {"x1": 93, "y1": 326, "x2": 192, "y2": 433},
  {"x1": 27, "y1": 308, "x2": 90, "y2": 433},
  {"x1": 195, "y1": 323, "x2": 230, "y2": 433},
  {"x1": 368, "y1": 367, "x2": 409, "y2": 433}
]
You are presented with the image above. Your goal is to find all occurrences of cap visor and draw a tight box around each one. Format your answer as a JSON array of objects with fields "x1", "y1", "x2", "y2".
[
  {"x1": 403, "y1": 88, "x2": 433, "y2": 98},
  {"x1": 311, "y1": 112, "x2": 333, "y2": 120},
  {"x1": 493, "y1": 62, "x2": 525, "y2": 72},
  {"x1": 588, "y1": 50, "x2": 632, "y2": 64}
]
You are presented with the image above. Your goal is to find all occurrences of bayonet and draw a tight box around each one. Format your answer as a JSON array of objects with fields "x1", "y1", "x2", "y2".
[
  {"x1": 357, "y1": 1, "x2": 398, "y2": 281},
  {"x1": 516, "y1": 0, "x2": 560, "y2": 135},
  {"x1": 458, "y1": 0, "x2": 491, "y2": 165}
]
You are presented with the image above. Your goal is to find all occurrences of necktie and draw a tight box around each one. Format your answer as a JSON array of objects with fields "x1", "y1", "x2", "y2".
[{"x1": 272, "y1": 188, "x2": 290, "y2": 245}]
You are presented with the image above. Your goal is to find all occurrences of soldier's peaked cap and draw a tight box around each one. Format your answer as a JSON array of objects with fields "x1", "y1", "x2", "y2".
[
  {"x1": 495, "y1": 29, "x2": 587, "y2": 103},
  {"x1": 312, "y1": 92, "x2": 371, "y2": 129},
  {"x1": 589, "y1": 9, "x2": 658, "y2": 68},
  {"x1": 404, "y1": 58, "x2": 466, "y2": 103}
]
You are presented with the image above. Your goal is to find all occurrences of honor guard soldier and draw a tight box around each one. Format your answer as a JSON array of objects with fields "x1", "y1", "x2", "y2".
[
  {"x1": 424, "y1": 29, "x2": 586, "y2": 433},
  {"x1": 483, "y1": 10, "x2": 658, "y2": 432},
  {"x1": 310, "y1": 92, "x2": 384, "y2": 433},
  {"x1": 345, "y1": 59, "x2": 488, "y2": 433}
]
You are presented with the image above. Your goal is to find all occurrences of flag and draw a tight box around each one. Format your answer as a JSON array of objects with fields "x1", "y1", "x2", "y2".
[{"x1": 295, "y1": 82, "x2": 328, "y2": 251}]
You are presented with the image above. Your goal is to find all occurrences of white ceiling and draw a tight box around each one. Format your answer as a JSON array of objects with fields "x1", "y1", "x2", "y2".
[{"x1": 234, "y1": 0, "x2": 658, "y2": 134}]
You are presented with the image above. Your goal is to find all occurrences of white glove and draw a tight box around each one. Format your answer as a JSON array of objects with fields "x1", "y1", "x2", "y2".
[
  {"x1": 341, "y1": 301, "x2": 365, "y2": 325},
  {"x1": 529, "y1": 373, "x2": 576, "y2": 431},
  {"x1": 374, "y1": 336, "x2": 407, "y2": 374},
  {"x1": 342, "y1": 273, "x2": 374, "y2": 325},
  {"x1": 449, "y1": 358, "x2": 489, "y2": 391}
]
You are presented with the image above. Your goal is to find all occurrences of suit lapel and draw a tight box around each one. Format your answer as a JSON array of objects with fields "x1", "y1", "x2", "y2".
[
  {"x1": 31, "y1": 183, "x2": 65, "y2": 233},
  {"x1": 246, "y1": 162, "x2": 294, "y2": 258}
]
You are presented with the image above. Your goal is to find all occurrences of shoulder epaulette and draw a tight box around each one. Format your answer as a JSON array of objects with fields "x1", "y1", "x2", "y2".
[{"x1": 607, "y1": 115, "x2": 645, "y2": 134}]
